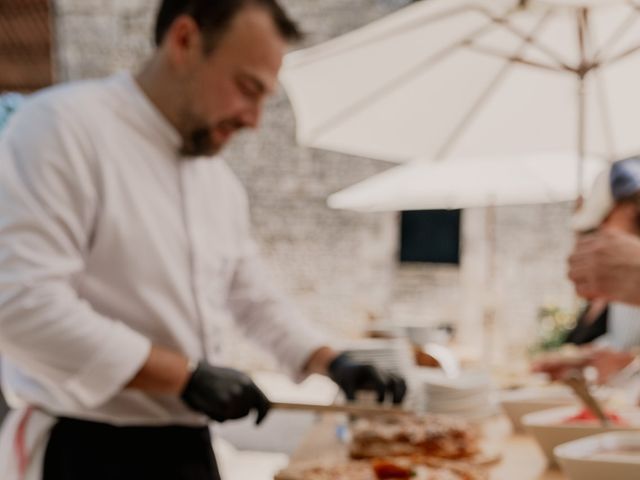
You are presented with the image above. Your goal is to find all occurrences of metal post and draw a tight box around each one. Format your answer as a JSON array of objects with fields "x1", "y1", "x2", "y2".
[
  {"x1": 482, "y1": 204, "x2": 497, "y2": 366},
  {"x1": 576, "y1": 7, "x2": 589, "y2": 198},
  {"x1": 578, "y1": 76, "x2": 586, "y2": 198}
]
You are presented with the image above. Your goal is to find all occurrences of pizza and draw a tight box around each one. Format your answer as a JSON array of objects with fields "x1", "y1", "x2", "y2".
[
  {"x1": 349, "y1": 415, "x2": 479, "y2": 461},
  {"x1": 275, "y1": 456, "x2": 486, "y2": 480}
]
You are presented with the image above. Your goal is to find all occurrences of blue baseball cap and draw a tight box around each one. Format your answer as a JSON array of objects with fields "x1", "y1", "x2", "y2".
[
  {"x1": 610, "y1": 156, "x2": 640, "y2": 201},
  {"x1": 572, "y1": 155, "x2": 640, "y2": 232}
]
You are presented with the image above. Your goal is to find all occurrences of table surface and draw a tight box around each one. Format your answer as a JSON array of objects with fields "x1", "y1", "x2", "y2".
[{"x1": 289, "y1": 415, "x2": 567, "y2": 480}]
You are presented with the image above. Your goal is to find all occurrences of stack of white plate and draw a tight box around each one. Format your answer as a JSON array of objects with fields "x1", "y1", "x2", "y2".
[
  {"x1": 343, "y1": 338, "x2": 414, "y2": 377},
  {"x1": 413, "y1": 368, "x2": 496, "y2": 419}
]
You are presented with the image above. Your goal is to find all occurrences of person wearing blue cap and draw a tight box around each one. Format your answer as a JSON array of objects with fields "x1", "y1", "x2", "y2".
[
  {"x1": 570, "y1": 156, "x2": 640, "y2": 306},
  {"x1": 570, "y1": 157, "x2": 640, "y2": 350},
  {"x1": 534, "y1": 158, "x2": 640, "y2": 386}
]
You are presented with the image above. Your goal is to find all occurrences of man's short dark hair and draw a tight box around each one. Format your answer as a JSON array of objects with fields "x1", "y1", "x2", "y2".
[{"x1": 154, "y1": 0, "x2": 303, "y2": 52}]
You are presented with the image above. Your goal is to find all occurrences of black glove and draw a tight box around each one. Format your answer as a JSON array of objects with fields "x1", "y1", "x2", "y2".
[
  {"x1": 181, "y1": 362, "x2": 271, "y2": 425},
  {"x1": 328, "y1": 353, "x2": 407, "y2": 405}
]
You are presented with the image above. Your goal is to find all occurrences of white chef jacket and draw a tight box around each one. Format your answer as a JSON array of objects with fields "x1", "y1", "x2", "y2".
[{"x1": 0, "y1": 72, "x2": 329, "y2": 427}]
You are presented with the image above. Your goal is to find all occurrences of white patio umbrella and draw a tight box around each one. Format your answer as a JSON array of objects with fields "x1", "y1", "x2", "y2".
[
  {"x1": 281, "y1": 0, "x2": 640, "y2": 192},
  {"x1": 327, "y1": 152, "x2": 607, "y2": 211},
  {"x1": 326, "y1": 152, "x2": 608, "y2": 363}
]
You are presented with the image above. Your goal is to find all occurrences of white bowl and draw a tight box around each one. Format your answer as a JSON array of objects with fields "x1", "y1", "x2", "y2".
[
  {"x1": 555, "y1": 432, "x2": 640, "y2": 480},
  {"x1": 522, "y1": 405, "x2": 640, "y2": 466},
  {"x1": 500, "y1": 386, "x2": 577, "y2": 433}
]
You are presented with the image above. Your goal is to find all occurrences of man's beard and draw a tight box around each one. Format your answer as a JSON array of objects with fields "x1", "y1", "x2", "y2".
[
  {"x1": 179, "y1": 118, "x2": 245, "y2": 158},
  {"x1": 180, "y1": 127, "x2": 220, "y2": 158}
]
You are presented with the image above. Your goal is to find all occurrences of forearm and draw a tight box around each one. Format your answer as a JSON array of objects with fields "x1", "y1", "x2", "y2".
[{"x1": 126, "y1": 345, "x2": 191, "y2": 395}]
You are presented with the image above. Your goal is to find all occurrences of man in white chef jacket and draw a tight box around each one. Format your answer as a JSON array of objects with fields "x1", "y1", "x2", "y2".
[{"x1": 0, "y1": 1, "x2": 406, "y2": 479}]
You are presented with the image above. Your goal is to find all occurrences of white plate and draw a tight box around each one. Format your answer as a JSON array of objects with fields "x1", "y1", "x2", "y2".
[
  {"x1": 522, "y1": 405, "x2": 640, "y2": 466},
  {"x1": 499, "y1": 385, "x2": 577, "y2": 433},
  {"x1": 555, "y1": 432, "x2": 640, "y2": 480}
]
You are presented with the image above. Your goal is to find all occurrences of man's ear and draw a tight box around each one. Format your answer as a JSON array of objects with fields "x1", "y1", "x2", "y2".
[{"x1": 162, "y1": 15, "x2": 205, "y2": 69}]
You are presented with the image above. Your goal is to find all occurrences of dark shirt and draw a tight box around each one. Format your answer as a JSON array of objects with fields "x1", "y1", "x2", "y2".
[
  {"x1": 564, "y1": 304, "x2": 608, "y2": 345},
  {"x1": 0, "y1": 387, "x2": 8, "y2": 428}
]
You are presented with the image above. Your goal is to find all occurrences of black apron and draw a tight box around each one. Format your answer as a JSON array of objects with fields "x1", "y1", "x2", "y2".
[{"x1": 42, "y1": 417, "x2": 221, "y2": 480}]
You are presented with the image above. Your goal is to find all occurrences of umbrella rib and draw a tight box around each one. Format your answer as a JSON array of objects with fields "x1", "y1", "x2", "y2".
[
  {"x1": 599, "y1": 42, "x2": 640, "y2": 67},
  {"x1": 492, "y1": 18, "x2": 574, "y2": 71},
  {"x1": 465, "y1": 44, "x2": 568, "y2": 73},
  {"x1": 593, "y1": 69, "x2": 616, "y2": 160},
  {"x1": 299, "y1": 3, "x2": 571, "y2": 72},
  {"x1": 576, "y1": 7, "x2": 589, "y2": 198},
  {"x1": 593, "y1": 8, "x2": 640, "y2": 62},
  {"x1": 582, "y1": 9, "x2": 616, "y2": 161},
  {"x1": 578, "y1": 7, "x2": 588, "y2": 68},
  {"x1": 305, "y1": 12, "x2": 505, "y2": 144},
  {"x1": 287, "y1": 4, "x2": 493, "y2": 69},
  {"x1": 432, "y1": 10, "x2": 555, "y2": 160}
]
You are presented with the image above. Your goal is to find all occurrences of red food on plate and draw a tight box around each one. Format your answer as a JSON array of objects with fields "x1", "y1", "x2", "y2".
[{"x1": 561, "y1": 408, "x2": 626, "y2": 425}]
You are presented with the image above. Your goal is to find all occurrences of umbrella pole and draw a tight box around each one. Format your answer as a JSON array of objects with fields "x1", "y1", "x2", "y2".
[
  {"x1": 482, "y1": 204, "x2": 497, "y2": 367},
  {"x1": 576, "y1": 7, "x2": 588, "y2": 199},
  {"x1": 577, "y1": 75, "x2": 586, "y2": 199}
]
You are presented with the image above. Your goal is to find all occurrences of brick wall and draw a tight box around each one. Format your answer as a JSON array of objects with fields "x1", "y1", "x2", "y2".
[{"x1": 54, "y1": 0, "x2": 153, "y2": 81}]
